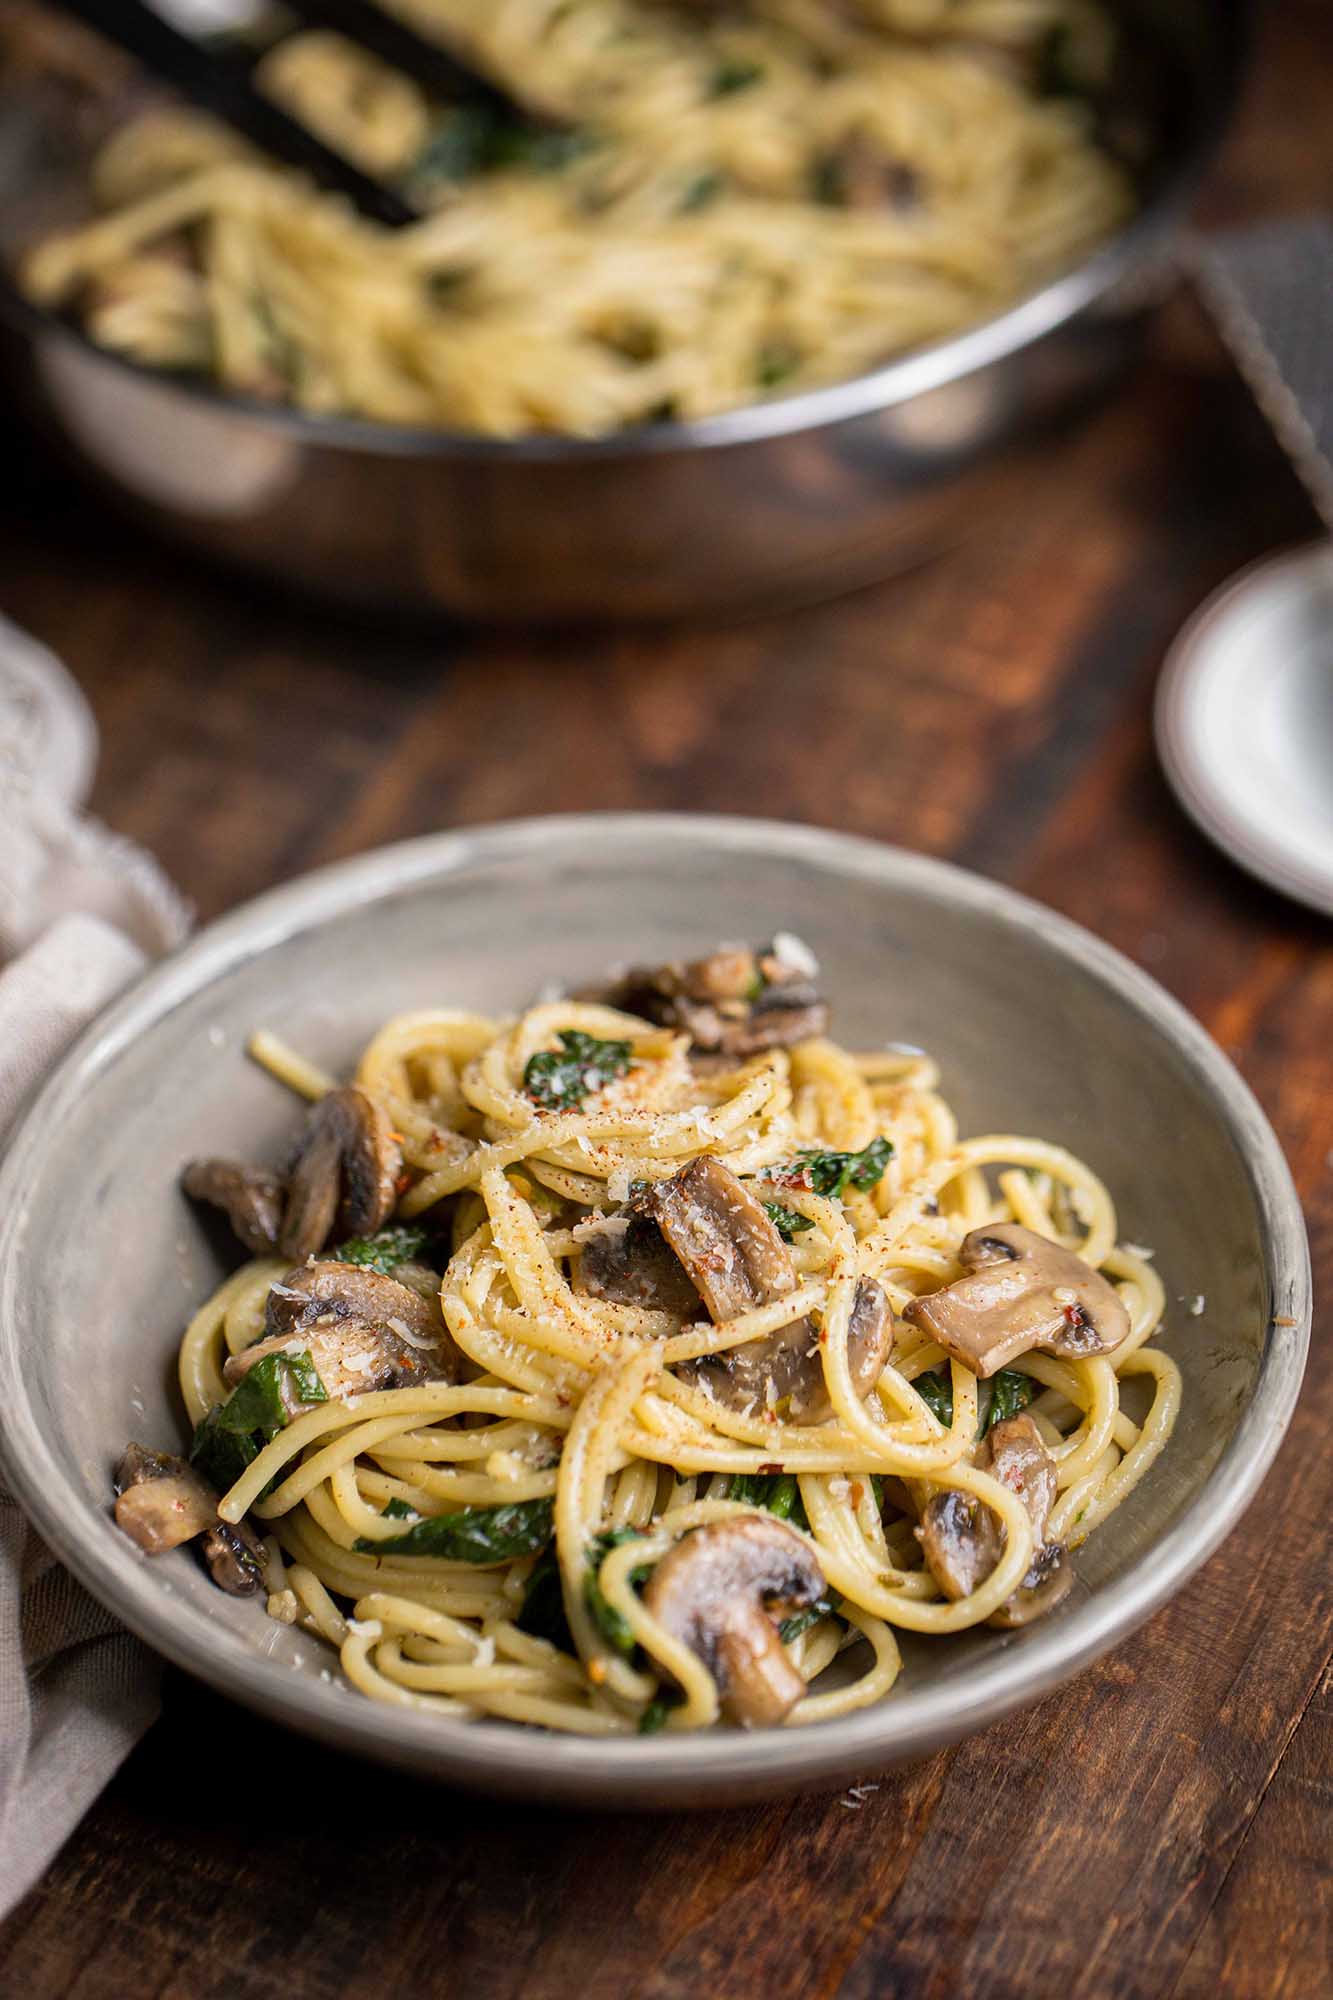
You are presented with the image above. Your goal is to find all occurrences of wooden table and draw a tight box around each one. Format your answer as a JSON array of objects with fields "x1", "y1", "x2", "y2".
[{"x1": 2, "y1": 5, "x2": 1330, "y2": 1993}]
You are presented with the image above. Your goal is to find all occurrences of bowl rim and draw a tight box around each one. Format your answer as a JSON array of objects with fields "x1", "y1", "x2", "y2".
[
  {"x1": 0, "y1": 813, "x2": 1310, "y2": 1801},
  {"x1": 0, "y1": 0, "x2": 1249, "y2": 467}
]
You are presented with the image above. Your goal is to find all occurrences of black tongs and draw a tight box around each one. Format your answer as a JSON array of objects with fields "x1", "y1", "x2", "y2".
[{"x1": 47, "y1": 0, "x2": 522, "y2": 226}]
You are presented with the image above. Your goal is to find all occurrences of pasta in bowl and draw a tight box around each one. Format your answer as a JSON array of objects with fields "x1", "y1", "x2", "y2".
[
  {"x1": 0, "y1": 818, "x2": 1306, "y2": 1801},
  {"x1": 120, "y1": 936, "x2": 1179, "y2": 1736}
]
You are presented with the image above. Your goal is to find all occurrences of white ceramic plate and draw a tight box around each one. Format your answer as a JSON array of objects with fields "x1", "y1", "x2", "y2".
[{"x1": 1155, "y1": 541, "x2": 1333, "y2": 918}]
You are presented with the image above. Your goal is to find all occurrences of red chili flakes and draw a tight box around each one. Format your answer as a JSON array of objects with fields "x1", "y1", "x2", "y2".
[{"x1": 759, "y1": 1462, "x2": 784, "y2": 1475}]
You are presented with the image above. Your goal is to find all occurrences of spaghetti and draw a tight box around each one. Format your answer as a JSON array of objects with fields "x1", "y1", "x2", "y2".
[
  {"x1": 22, "y1": 0, "x2": 1131, "y2": 435},
  {"x1": 129, "y1": 941, "x2": 1181, "y2": 1736}
]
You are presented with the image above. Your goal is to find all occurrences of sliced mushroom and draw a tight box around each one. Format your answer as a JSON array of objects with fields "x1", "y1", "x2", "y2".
[
  {"x1": 181, "y1": 1159, "x2": 285, "y2": 1257},
  {"x1": 818, "y1": 132, "x2": 921, "y2": 210},
  {"x1": 262, "y1": 1260, "x2": 444, "y2": 1346},
  {"x1": 113, "y1": 1443, "x2": 218, "y2": 1555},
  {"x1": 687, "y1": 1275, "x2": 892, "y2": 1425},
  {"x1": 642, "y1": 1514, "x2": 826, "y2": 1727},
  {"x1": 918, "y1": 1412, "x2": 1073, "y2": 1628},
  {"x1": 918, "y1": 1487, "x2": 1002, "y2": 1601},
  {"x1": 578, "y1": 1211, "x2": 703, "y2": 1316},
  {"x1": 632, "y1": 1159, "x2": 890, "y2": 1425},
  {"x1": 985, "y1": 1412, "x2": 1059, "y2": 1538},
  {"x1": 982, "y1": 1413, "x2": 1073, "y2": 1627},
  {"x1": 639, "y1": 1157, "x2": 797, "y2": 1320},
  {"x1": 113, "y1": 1443, "x2": 267, "y2": 1596},
  {"x1": 991, "y1": 1540, "x2": 1073, "y2": 1628},
  {"x1": 902, "y1": 1222, "x2": 1130, "y2": 1378},
  {"x1": 225, "y1": 1258, "x2": 462, "y2": 1399},
  {"x1": 199, "y1": 1516, "x2": 266, "y2": 1596},
  {"x1": 601, "y1": 939, "x2": 829, "y2": 1059},
  {"x1": 279, "y1": 1086, "x2": 401, "y2": 1263}
]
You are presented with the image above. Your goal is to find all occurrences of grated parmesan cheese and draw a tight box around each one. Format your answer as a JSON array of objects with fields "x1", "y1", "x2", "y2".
[
  {"x1": 770, "y1": 931, "x2": 820, "y2": 978},
  {"x1": 571, "y1": 1213, "x2": 631, "y2": 1245},
  {"x1": 484, "y1": 1450, "x2": 526, "y2": 1483},
  {"x1": 346, "y1": 1618, "x2": 383, "y2": 1640},
  {"x1": 391, "y1": 1319, "x2": 438, "y2": 1351}
]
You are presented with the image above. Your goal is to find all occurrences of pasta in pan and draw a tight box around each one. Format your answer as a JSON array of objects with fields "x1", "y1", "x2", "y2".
[
  {"x1": 22, "y1": 0, "x2": 1131, "y2": 435},
  {"x1": 115, "y1": 939, "x2": 1181, "y2": 1735}
]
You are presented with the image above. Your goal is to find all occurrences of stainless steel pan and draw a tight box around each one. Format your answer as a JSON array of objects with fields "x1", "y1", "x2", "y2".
[{"x1": 0, "y1": 2, "x2": 1250, "y2": 622}]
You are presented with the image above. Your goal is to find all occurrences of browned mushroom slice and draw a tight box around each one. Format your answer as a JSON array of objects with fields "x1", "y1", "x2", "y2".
[
  {"x1": 225, "y1": 1259, "x2": 462, "y2": 1398},
  {"x1": 686, "y1": 1276, "x2": 892, "y2": 1425},
  {"x1": 642, "y1": 1514, "x2": 826, "y2": 1727},
  {"x1": 578, "y1": 1212, "x2": 703, "y2": 1316},
  {"x1": 918, "y1": 1488, "x2": 1002, "y2": 1601},
  {"x1": 817, "y1": 132, "x2": 921, "y2": 210},
  {"x1": 982, "y1": 1412, "x2": 1073, "y2": 1626},
  {"x1": 638, "y1": 1156, "x2": 797, "y2": 1320},
  {"x1": 113, "y1": 1443, "x2": 268, "y2": 1596},
  {"x1": 984, "y1": 1412, "x2": 1059, "y2": 1540},
  {"x1": 279, "y1": 1086, "x2": 401, "y2": 1262},
  {"x1": 637, "y1": 1160, "x2": 889, "y2": 1426},
  {"x1": 918, "y1": 1412, "x2": 1073, "y2": 1627},
  {"x1": 902, "y1": 1222, "x2": 1130, "y2": 1378},
  {"x1": 601, "y1": 939, "x2": 829, "y2": 1059},
  {"x1": 849, "y1": 1276, "x2": 893, "y2": 1378},
  {"x1": 113, "y1": 1443, "x2": 218, "y2": 1555},
  {"x1": 262, "y1": 1260, "x2": 446, "y2": 1347},
  {"x1": 181, "y1": 1159, "x2": 285, "y2": 1257},
  {"x1": 199, "y1": 1516, "x2": 266, "y2": 1595},
  {"x1": 990, "y1": 1541, "x2": 1073, "y2": 1629}
]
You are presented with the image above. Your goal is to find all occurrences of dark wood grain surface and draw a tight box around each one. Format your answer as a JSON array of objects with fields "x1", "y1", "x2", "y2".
[{"x1": 1, "y1": 5, "x2": 1330, "y2": 1994}]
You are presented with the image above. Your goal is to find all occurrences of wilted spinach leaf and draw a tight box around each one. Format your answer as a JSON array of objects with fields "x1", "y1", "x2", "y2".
[
  {"x1": 355, "y1": 1496, "x2": 554, "y2": 1562},
  {"x1": 763, "y1": 1201, "x2": 816, "y2": 1242},
  {"x1": 334, "y1": 1224, "x2": 430, "y2": 1274},
  {"x1": 523, "y1": 1031, "x2": 633, "y2": 1111},
  {"x1": 189, "y1": 1349, "x2": 326, "y2": 1492}
]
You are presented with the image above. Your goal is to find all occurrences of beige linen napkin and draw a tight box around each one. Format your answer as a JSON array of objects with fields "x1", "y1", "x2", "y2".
[{"x1": 0, "y1": 617, "x2": 189, "y2": 1917}]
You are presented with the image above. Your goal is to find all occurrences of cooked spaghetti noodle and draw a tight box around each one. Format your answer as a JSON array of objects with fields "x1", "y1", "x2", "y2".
[
  {"x1": 22, "y1": 0, "x2": 1131, "y2": 435},
  {"x1": 150, "y1": 954, "x2": 1180, "y2": 1736}
]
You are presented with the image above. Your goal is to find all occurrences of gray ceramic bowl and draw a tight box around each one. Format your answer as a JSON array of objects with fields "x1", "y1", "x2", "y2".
[{"x1": 0, "y1": 816, "x2": 1310, "y2": 1805}]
